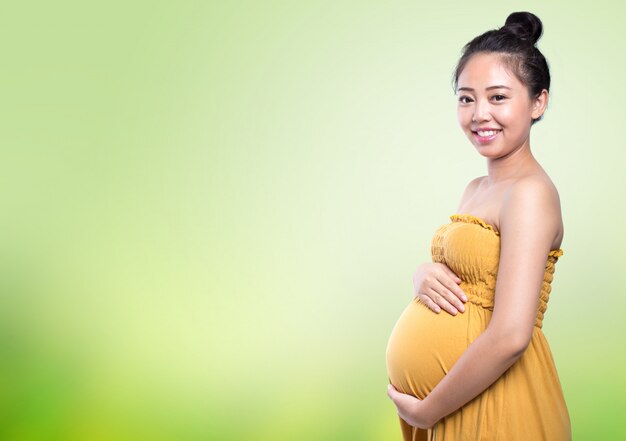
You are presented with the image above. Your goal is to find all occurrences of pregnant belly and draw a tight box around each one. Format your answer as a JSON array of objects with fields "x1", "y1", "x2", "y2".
[{"x1": 386, "y1": 298, "x2": 477, "y2": 399}]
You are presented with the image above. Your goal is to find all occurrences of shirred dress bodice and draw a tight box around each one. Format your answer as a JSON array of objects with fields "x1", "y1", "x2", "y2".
[{"x1": 432, "y1": 213, "x2": 563, "y2": 328}]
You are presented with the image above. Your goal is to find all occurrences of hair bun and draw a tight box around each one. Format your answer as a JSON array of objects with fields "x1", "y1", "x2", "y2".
[{"x1": 503, "y1": 11, "x2": 543, "y2": 45}]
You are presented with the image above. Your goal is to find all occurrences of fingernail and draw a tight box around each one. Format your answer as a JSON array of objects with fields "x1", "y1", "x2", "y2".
[{"x1": 462, "y1": 295, "x2": 467, "y2": 301}]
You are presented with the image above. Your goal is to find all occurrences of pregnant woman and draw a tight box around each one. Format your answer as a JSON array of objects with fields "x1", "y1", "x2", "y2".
[{"x1": 385, "y1": 12, "x2": 572, "y2": 441}]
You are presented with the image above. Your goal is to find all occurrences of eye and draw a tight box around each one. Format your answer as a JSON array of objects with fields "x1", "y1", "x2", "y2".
[
  {"x1": 458, "y1": 96, "x2": 474, "y2": 104},
  {"x1": 492, "y1": 95, "x2": 506, "y2": 102}
]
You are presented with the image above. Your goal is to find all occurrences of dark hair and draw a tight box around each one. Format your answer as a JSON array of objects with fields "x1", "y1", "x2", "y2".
[{"x1": 452, "y1": 11, "x2": 551, "y2": 124}]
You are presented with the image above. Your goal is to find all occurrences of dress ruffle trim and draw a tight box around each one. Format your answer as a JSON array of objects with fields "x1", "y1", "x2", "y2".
[
  {"x1": 548, "y1": 249, "x2": 564, "y2": 259},
  {"x1": 450, "y1": 213, "x2": 500, "y2": 236},
  {"x1": 449, "y1": 213, "x2": 564, "y2": 258}
]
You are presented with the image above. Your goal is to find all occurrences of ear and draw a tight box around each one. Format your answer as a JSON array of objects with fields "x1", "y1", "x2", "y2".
[{"x1": 531, "y1": 89, "x2": 549, "y2": 120}]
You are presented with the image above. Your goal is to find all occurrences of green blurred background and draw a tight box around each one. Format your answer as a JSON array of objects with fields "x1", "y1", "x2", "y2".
[{"x1": 1, "y1": 1, "x2": 624, "y2": 439}]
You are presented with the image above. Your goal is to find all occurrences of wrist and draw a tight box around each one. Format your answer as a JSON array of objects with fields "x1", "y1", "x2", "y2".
[{"x1": 418, "y1": 396, "x2": 440, "y2": 429}]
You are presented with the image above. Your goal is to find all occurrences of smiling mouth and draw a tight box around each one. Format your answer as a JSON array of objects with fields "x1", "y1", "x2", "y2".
[
  {"x1": 472, "y1": 130, "x2": 501, "y2": 143},
  {"x1": 472, "y1": 129, "x2": 501, "y2": 136}
]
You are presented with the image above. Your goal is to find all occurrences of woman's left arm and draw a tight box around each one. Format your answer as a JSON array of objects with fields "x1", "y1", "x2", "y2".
[{"x1": 387, "y1": 178, "x2": 562, "y2": 429}]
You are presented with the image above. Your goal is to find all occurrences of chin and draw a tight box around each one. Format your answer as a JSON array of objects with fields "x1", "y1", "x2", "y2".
[{"x1": 472, "y1": 143, "x2": 500, "y2": 158}]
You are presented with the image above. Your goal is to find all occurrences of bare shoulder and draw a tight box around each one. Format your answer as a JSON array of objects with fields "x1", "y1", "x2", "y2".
[
  {"x1": 500, "y1": 174, "x2": 563, "y2": 246},
  {"x1": 458, "y1": 175, "x2": 487, "y2": 206},
  {"x1": 467, "y1": 175, "x2": 488, "y2": 192}
]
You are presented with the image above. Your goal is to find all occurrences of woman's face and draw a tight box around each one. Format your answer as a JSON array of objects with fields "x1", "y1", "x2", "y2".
[{"x1": 456, "y1": 52, "x2": 547, "y2": 158}]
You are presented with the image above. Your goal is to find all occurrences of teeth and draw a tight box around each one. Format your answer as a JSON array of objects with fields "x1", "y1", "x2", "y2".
[{"x1": 477, "y1": 130, "x2": 499, "y2": 137}]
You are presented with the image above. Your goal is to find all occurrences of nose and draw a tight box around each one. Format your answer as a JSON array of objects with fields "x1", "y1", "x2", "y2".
[{"x1": 472, "y1": 98, "x2": 491, "y2": 123}]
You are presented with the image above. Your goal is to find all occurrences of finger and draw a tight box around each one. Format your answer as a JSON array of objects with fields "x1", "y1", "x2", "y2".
[
  {"x1": 387, "y1": 384, "x2": 398, "y2": 400},
  {"x1": 450, "y1": 280, "x2": 468, "y2": 303},
  {"x1": 444, "y1": 274, "x2": 467, "y2": 300},
  {"x1": 439, "y1": 279, "x2": 467, "y2": 310},
  {"x1": 387, "y1": 384, "x2": 413, "y2": 406},
  {"x1": 416, "y1": 293, "x2": 441, "y2": 314},
  {"x1": 426, "y1": 286, "x2": 458, "y2": 316},
  {"x1": 433, "y1": 281, "x2": 465, "y2": 313},
  {"x1": 437, "y1": 268, "x2": 467, "y2": 300}
]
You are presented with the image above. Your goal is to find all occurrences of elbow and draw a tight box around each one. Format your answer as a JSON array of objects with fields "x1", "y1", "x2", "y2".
[
  {"x1": 509, "y1": 334, "x2": 531, "y2": 357},
  {"x1": 486, "y1": 327, "x2": 531, "y2": 358}
]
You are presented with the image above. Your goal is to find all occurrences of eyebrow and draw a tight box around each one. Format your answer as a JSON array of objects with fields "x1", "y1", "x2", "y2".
[{"x1": 457, "y1": 85, "x2": 512, "y2": 92}]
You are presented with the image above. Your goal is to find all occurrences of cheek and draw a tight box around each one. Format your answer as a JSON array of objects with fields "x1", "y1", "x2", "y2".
[
  {"x1": 457, "y1": 108, "x2": 470, "y2": 127},
  {"x1": 495, "y1": 106, "x2": 515, "y2": 123},
  {"x1": 499, "y1": 104, "x2": 530, "y2": 127}
]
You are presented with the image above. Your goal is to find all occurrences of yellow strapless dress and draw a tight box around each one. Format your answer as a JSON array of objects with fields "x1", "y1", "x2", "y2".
[{"x1": 386, "y1": 214, "x2": 571, "y2": 440}]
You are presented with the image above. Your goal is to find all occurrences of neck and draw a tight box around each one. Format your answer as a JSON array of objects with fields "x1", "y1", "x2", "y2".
[{"x1": 485, "y1": 139, "x2": 540, "y2": 184}]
